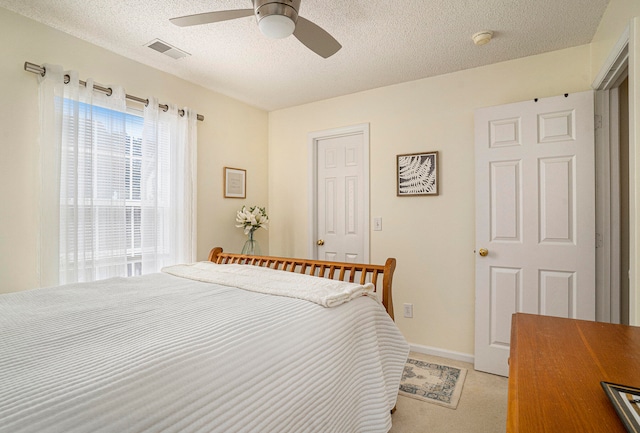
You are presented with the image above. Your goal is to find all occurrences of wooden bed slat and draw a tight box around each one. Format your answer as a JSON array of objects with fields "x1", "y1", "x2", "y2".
[
  {"x1": 207, "y1": 247, "x2": 396, "y2": 320},
  {"x1": 349, "y1": 267, "x2": 356, "y2": 283}
]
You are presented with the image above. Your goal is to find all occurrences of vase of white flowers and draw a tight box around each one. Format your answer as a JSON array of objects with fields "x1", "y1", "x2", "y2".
[{"x1": 235, "y1": 205, "x2": 269, "y2": 255}]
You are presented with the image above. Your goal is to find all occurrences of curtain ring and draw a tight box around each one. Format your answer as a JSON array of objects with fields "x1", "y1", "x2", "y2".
[
  {"x1": 40, "y1": 66, "x2": 46, "y2": 77},
  {"x1": 106, "y1": 88, "x2": 113, "y2": 97},
  {"x1": 144, "y1": 99, "x2": 149, "y2": 107},
  {"x1": 64, "y1": 74, "x2": 70, "y2": 84},
  {"x1": 161, "y1": 104, "x2": 169, "y2": 112}
]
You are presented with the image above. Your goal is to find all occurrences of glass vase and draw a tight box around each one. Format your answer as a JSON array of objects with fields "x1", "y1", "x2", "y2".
[{"x1": 241, "y1": 229, "x2": 261, "y2": 256}]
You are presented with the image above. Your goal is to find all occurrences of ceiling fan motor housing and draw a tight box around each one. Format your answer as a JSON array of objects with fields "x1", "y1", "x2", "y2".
[{"x1": 253, "y1": 0, "x2": 300, "y2": 38}]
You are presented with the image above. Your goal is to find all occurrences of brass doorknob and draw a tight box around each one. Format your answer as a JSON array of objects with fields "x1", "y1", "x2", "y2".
[
  {"x1": 317, "y1": 239, "x2": 325, "y2": 246},
  {"x1": 478, "y1": 248, "x2": 489, "y2": 257}
]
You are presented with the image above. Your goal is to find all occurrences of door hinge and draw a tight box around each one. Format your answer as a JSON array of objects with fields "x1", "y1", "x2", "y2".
[{"x1": 594, "y1": 114, "x2": 602, "y2": 129}]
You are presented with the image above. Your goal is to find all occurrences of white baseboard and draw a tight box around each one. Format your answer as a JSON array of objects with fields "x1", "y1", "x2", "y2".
[{"x1": 409, "y1": 343, "x2": 475, "y2": 365}]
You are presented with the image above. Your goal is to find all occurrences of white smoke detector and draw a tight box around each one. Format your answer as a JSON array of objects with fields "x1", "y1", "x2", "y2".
[{"x1": 472, "y1": 31, "x2": 494, "y2": 46}]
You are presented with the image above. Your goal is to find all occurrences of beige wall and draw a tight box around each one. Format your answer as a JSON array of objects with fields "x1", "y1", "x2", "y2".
[
  {"x1": 268, "y1": 46, "x2": 592, "y2": 356},
  {"x1": 0, "y1": 8, "x2": 269, "y2": 293}
]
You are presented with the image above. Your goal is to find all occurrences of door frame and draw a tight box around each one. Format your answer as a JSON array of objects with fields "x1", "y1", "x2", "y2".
[
  {"x1": 307, "y1": 123, "x2": 370, "y2": 261},
  {"x1": 593, "y1": 25, "x2": 629, "y2": 323}
]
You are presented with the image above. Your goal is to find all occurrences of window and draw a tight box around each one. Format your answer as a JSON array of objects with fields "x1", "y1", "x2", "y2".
[
  {"x1": 60, "y1": 102, "x2": 154, "y2": 279},
  {"x1": 39, "y1": 68, "x2": 197, "y2": 287}
]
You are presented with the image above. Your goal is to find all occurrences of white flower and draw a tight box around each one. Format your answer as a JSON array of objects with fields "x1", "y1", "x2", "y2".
[{"x1": 235, "y1": 205, "x2": 269, "y2": 235}]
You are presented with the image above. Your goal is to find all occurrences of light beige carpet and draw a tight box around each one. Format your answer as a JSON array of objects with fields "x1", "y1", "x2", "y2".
[
  {"x1": 390, "y1": 352, "x2": 509, "y2": 433},
  {"x1": 399, "y1": 357, "x2": 467, "y2": 409}
]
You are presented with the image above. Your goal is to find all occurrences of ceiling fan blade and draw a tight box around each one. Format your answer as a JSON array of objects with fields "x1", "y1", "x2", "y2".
[
  {"x1": 293, "y1": 16, "x2": 341, "y2": 58},
  {"x1": 170, "y1": 9, "x2": 254, "y2": 27}
]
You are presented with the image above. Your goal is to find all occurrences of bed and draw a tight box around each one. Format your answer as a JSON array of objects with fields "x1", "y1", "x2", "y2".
[{"x1": 0, "y1": 248, "x2": 409, "y2": 433}]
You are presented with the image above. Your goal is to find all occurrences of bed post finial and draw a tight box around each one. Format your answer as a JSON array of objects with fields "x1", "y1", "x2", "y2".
[
  {"x1": 382, "y1": 258, "x2": 396, "y2": 320},
  {"x1": 208, "y1": 247, "x2": 224, "y2": 263}
]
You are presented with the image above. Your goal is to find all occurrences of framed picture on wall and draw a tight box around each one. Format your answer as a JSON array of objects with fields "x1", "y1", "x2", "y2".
[
  {"x1": 397, "y1": 151, "x2": 439, "y2": 196},
  {"x1": 224, "y1": 167, "x2": 246, "y2": 198}
]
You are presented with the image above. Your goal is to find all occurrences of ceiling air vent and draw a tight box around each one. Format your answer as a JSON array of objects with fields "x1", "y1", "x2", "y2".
[{"x1": 145, "y1": 39, "x2": 190, "y2": 60}]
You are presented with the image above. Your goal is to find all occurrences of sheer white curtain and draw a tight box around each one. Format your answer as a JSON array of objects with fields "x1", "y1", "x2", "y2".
[
  {"x1": 38, "y1": 65, "x2": 197, "y2": 287},
  {"x1": 140, "y1": 97, "x2": 197, "y2": 274}
]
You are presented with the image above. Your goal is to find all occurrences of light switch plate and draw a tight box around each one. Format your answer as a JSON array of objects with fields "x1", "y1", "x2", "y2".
[{"x1": 373, "y1": 217, "x2": 382, "y2": 231}]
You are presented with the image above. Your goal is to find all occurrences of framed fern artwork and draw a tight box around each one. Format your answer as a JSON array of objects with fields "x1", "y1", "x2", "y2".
[{"x1": 396, "y1": 151, "x2": 439, "y2": 196}]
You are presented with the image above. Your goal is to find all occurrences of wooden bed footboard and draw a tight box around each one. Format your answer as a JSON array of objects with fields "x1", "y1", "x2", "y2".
[{"x1": 208, "y1": 247, "x2": 396, "y2": 320}]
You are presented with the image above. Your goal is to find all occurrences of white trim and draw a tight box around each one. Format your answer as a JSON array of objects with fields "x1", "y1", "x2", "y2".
[
  {"x1": 593, "y1": 25, "x2": 630, "y2": 90},
  {"x1": 307, "y1": 136, "x2": 317, "y2": 259},
  {"x1": 610, "y1": 87, "x2": 622, "y2": 324},
  {"x1": 307, "y1": 124, "x2": 370, "y2": 261},
  {"x1": 594, "y1": 90, "x2": 611, "y2": 322},
  {"x1": 593, "y1": 24, "x2": 630, "y2": 324},
  {"x1": 409, "y1": 343, "x2": 475, "y2": 365},
  {"x1": 594, "y1": 90, "x2": 623, "y2": 323},
  {"x1": 629, "y1": 18, "x2": 638, "y2": 325}
]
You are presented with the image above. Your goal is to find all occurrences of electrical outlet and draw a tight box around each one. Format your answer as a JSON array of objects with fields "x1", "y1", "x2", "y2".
[
  {"x1": 373, "y1": 217, "x2": 382, "y2": 231},
  {"x1": 403, "y1": 303, "x2": 413, "y2": 318}
]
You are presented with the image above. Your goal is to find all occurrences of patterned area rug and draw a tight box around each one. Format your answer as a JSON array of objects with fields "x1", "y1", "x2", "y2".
[{"x1": 399, "y1": 357, "x2": 468, "y2": 409}]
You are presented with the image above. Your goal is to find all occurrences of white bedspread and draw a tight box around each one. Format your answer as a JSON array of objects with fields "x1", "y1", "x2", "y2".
[
  {"x1": 0, "y1": 271, "x2": 409, "y2": 433},
  {"x1": 162, "y1": 262, "x2": 377, "y2": 307}
]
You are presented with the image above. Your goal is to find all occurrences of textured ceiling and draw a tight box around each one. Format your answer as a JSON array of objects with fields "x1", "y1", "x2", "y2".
[{"x1": 1, "y1": 0, "x2": 609, "y2": 111}]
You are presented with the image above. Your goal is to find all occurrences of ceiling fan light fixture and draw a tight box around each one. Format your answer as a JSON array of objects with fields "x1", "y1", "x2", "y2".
[
  {"x1": 170, "y1": 0, "x2": 340, "y2": 57},
  {"x1": 254, "y1": 0, "x2": 300, "y2": 39},
  {"x1": 258, "y1": 14, "x2": 295, "y2": 39}
]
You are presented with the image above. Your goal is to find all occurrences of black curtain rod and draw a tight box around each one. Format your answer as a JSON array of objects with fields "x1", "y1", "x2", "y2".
[{"x1": 24, "y1": 62, "x2": 204, "y2": 122}]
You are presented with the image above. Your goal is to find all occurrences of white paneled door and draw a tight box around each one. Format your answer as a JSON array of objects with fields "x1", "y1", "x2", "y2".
[
  {"x1": 313, "y1": 125, "x2": 368, "y2": 263},
  {"x1": 474, "y1": 91, "x2": 595, "y2": 376}
]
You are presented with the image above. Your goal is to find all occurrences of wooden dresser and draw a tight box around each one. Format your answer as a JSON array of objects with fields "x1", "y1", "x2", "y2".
[{"x1": 507, "y1": 313, "x2": 640, "y2": 432}]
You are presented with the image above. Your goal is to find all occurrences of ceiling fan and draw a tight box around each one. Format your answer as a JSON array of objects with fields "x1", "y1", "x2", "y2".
[{"x1": 170, "y1": 0, "x2": 342, "y2": 58}]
